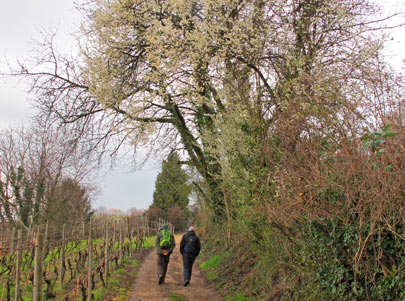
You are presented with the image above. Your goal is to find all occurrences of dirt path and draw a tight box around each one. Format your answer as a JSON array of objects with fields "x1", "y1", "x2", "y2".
[{"x1": 129, "y1": 235, "x2": 223, "y2": 301}]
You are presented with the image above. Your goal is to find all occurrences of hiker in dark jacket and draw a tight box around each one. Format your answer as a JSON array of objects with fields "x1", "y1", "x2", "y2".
[
  {"x1": 156, "y1": 224, "x2": 175, "y2": 285},
  {"x1": 180, "y1": 226, "x2": 201, "y2": 286}
]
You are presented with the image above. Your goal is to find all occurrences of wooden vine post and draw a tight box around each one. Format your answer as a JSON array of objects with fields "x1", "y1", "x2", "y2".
[
  {"x1": 128, "y1": 217, "x2": 132, "y2": 257},
  {"x1": 104, "y1": 222, "x2": 109, "y2": 285},
  {"x1": 15, "y1": 229, "x2": 22, "y2": 301},
  {"x1": 59, "y1": 225, "x2": 66, "y2": 288},
  {"x1": 43, "y1": 223, "x2": 48, "y2": 257},
  {"x1": 88, "y1": 219, "x2": 93, "y2": 300},
  {"x1": 10, "y1": 227, "x2": 16, "y2": 253},
  {"x1": 113, "y1": 220, "x2": 116, "y2": 247},
  {"x1": 25, "y1": 225, "x2": 32, "y2": 250},
  {"x1": 128, "y1": 217, "x2": 133, "y2": 258},
  {"x1": 119, "y1": 221, "x2": 123, "y2": 265},
  {"x1": 44, "y1": 223, "x2": 48, "y2": 246},
  {"x1": 142, "y1": 217, "x2": 145, "y2": 237},
  {"x1": 82, "y1": 220, "x2": 85, "y2": 239},
  {"x1": 146, "y1": 216, "x2": 150, "y2": 236},
  {"x1": 33, "y1": 225, "x2": 44, "y2": 301}
]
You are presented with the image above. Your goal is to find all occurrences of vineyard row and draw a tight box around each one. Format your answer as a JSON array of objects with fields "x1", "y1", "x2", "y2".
[{"x1": 0, "y1": 215, "x2": 173, "y2": 300}]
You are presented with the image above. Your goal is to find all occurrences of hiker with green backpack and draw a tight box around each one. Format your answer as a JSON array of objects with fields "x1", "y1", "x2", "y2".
[{"x1": 155, "y1": 224, "x2": 175, "y2": 284}]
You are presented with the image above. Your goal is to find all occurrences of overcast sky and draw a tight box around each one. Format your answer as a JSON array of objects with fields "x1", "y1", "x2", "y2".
[
  {"x1": 0, "y1": 0, "x2": 404, "y2": 212},
  {"x1": 0, "y1": 0, "x2": 160, "y2": 212}
]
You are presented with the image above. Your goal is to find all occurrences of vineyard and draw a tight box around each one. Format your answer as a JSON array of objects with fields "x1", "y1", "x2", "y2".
[{"x1": 0, "y1": 216, "x2": 171, "y2": 300}]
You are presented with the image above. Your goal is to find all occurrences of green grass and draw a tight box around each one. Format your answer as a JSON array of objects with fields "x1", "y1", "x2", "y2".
[
  {"x1": 129, "y1": 258, "x2": 139, "y2": 265},
  {"x1": 65, "y1": 239, "x2": 88, "y2": 251},
  {"x1": 169, "y1": 293, "x2": 187, "y2": 301},
  {"x1": 142, "y1": 236, "x2": 155, "y2": 250},
  {"x1": 108, "y1": 278, "x2": 120, "y2": 286},
  {"x1": 203, "y1": 269, "x2": 218, "y2": 281},
  {"x1": 200, "y1": 254, "x2": 225, "y2": 281},
  {"x1": 200, "y1": 254, "x2": 224, "y2": 270},
  {"x1": 92, "y1": 287, "x2": 106, "y2": 300},
  {"x1": 114, "y1": 267, "x2": 125, "y2": 275},
  {"x1": 114, "y1": 294, "x2": 128, "y2": 301},
  {"x1": 225, "y1": 293, "x2": 257, "y2": 301}
]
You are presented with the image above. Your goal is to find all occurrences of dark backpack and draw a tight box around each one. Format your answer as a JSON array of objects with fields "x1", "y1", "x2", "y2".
[
  {"x1": 184, "y1": 235, "x2": 197, "y2": 253},
  {"x1": 159, "y1": 229, "x2": 172, "y2": 249}
]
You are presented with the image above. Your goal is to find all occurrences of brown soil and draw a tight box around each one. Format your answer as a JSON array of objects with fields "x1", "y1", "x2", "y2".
[{"x1": 129, "y1": 235, "x2": 223, "y2": 301}]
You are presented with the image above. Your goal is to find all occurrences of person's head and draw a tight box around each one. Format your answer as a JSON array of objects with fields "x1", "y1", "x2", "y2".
[
  {"x1": 188, "y1": 226, "x2": 195, "y2": 232},
  {"x1": 162, "y1": 224, "x2": 169, "y2": 230}
]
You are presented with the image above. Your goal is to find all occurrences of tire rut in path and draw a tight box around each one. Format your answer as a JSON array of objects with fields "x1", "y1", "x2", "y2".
[{"x1": 129, "y1": 235, "x2": 222, "y2": 301}]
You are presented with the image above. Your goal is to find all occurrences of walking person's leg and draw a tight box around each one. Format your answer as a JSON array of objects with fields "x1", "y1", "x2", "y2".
[
  {"x1": 182, "y1": 253, "x2": 190, "y2": 285},
  {"x1": 157, "y1": 254, "x2": 165, "y2": 284},
  {"x1": 183, "y1": 253, "x2": 195, "y2": 286},
  {"x1": 161, "y1": 255, "x2": 170, "y2": 283},
  {"x1": 188, "y1": 255, "x2": 196, "y2": 282}
]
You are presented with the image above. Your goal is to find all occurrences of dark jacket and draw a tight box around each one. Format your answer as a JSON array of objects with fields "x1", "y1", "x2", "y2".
[
  {"x1": 180, "y1": 230, "x2": 201, "y2": 256},
  {"x1": 156, "y1": 228, "x2": 175, "y2": 255}
]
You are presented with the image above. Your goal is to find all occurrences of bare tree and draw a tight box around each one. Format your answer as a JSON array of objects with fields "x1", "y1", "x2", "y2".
[{"x1": 0, "y1": 124, "x2": 98, "y2": 227}]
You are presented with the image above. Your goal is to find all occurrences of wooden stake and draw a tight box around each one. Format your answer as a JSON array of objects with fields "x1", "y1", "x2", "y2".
[
  {"x1": 59, "y1": 225, "x2": 66, "y2": 288},
  {"x1": 15, "y1": 229, "x2": 22, "y2": 301},
  {"x1": 104, "y1": 222, "x2": 109, "y2": 285},
  {"x1": 119, "y1": 221, "x2": 123, "y2": 264},
  {"x1": 10, "y1": 227, "x2": 16, "y2": 254},
  {"x1": 88, "y1": 219, "x2": 93, "y2": 300},
  {"x1": 33, "y1": 225, "x2": 44, "y2": 301}
]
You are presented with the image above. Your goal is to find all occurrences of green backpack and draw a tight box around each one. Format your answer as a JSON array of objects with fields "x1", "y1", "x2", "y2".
[{"x1": 159, "y1": 229, "x2": 172, "y2": 249}]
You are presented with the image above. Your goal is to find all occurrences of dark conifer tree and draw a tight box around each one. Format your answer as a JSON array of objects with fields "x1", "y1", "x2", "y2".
[{"x1": 152, "y1": 153, "x2": 191, "y2": 211}]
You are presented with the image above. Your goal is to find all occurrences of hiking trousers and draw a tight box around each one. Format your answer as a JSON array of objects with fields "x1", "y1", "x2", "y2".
[
  {"x1": 157, "y1": 254, "x2": 170, "y2": 281},
  {"x1": 182, "y1": 252, "x2": 197, "y2": 282}
]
